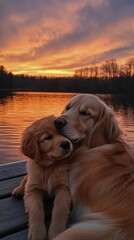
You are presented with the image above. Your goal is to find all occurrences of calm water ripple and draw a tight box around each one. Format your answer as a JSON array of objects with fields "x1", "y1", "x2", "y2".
[{"x1": 0, "y1": 92, "x2": 134, "y2": 164}]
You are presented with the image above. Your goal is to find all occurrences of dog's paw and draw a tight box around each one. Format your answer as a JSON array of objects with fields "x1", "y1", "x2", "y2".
[
  {"x1": 12, "y1": 186, "x2": 24, "y2": 198},
  {"x1": 28, "y1": 225, "x2": 46, "y2": 240}
]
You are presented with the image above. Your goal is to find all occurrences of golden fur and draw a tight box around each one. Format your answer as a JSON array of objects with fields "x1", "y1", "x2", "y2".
[
  {"x1": 12, "y1": 115, "x2": 73, "y2": 240},
  {"x1": 54, "y1": 94, "x2": 134, "y2": 240}
]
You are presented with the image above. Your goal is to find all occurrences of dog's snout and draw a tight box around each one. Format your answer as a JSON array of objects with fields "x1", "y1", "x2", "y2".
[
  {"x1": 60, "y1": 141, "x2": 70, "y2": 150},
  {"x1": 55, "y1": 117, "x2": 67, "y2": 129}
]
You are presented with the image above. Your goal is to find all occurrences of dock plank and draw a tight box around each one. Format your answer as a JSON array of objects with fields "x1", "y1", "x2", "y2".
[
  {"x1": 1, "y1": 229, "x2": 28, "y2": 240},
  {"x1": 0, "y1": 176, "x2": 25, "y2": 199},
  {"x1": 0, "y1": 161, "x2": 26, "y2": 180},
  {"x1": 0, "y1": 197, "x2": 27, "y2": 238}
]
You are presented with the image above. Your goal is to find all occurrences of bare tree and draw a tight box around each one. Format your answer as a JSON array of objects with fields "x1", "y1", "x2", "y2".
[
  {"x1": 125, "y1": 57, "x2": 134, "y2": 76},
  {"x1": 100, "y1": 59, "x2": 118, "y2": 78}
]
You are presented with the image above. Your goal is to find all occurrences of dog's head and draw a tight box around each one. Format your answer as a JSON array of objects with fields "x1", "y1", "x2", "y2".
[
  {"x1": 55, "y1": 94, "x2": 122, "y2": 148},
  {"x1": 21, "y1": 115, "x2": 73, "y2": 166}
]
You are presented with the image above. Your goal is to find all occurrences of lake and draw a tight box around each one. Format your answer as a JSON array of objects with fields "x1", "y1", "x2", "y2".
[{"x1": 0, "y1": 91, "x2": 134, "y2": 164}]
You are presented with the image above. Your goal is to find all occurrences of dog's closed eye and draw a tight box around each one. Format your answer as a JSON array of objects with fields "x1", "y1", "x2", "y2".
[
  {"x1": 79, "y1": 110, "x2": 90, "y2": 116},
  {"x1": 45, "y1": 135, "x2": 53, "y2": 140},
  {"x1": 40, "y1": 134, "x2": 53, "y2": 142},
  {"x1": 79, "y1": 109, "x2": 91, "y2": 117},
  {"x1": 66, "y1": 104, "x2": 70, "y2": 111}
]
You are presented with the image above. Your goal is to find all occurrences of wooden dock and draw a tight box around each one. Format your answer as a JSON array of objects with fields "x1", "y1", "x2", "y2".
[{"x1": 0, "y1": 161, "x2": 52, "y2": 240}]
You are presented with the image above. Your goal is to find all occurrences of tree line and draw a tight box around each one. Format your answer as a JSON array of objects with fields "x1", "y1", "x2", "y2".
[
  {"x1": 0, "y1": 57, "x2": 134, "y2": 94},
  {"x1": 74, "y1": 58, "x2": 134, "y2": 79}
]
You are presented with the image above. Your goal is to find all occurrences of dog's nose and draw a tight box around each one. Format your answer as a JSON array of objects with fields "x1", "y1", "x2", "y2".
[
  {"x1": 55, "y1": 117, "x2": 67, "y2": 129},
  {"x1": 60, "y1": 141, "x2": 70, "y2": 150}
]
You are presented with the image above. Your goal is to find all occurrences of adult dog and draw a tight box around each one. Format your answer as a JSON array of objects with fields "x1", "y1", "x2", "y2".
[
  {"x1": 13, "y1": 115, "x2": 73, "y2": 240},
  {"x1": 54, "y1": 94, "x2": 134, "y2": 240}
]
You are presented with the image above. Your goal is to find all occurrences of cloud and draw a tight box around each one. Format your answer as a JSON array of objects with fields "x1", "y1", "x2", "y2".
[{"x1": 0, "y1": 0, "x2": 134, "y2": 76}]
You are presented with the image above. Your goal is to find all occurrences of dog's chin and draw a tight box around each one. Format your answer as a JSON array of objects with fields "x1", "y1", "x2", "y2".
[
  {"x1": 49, "y1": 150, "x2": 72, "y2": 162},
  {"x1": 59, "y1": 148, "x2": 74, "y2": 159},
  {"x1": 63, "y1": 132, "x2": 85, "y2": 144},
  {"x1": 58, "y1": 129, "x2": 83, "y2": 143}
]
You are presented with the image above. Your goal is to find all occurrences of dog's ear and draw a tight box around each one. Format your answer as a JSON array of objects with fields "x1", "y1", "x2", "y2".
[
  {"x1": 88, "y1": 106, "x2": 122, "y2": 148},
  {"x1": 21, "y1": 126, "x2": 40, "y2": 162}
]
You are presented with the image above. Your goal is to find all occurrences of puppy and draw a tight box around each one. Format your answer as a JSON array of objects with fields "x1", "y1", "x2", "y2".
[
  {"x1": 54, "y1": 94, "x2": 134, "y2": 240},
  {"x1": 13, "y1": 115, "x2": 73, "y2": 240}
]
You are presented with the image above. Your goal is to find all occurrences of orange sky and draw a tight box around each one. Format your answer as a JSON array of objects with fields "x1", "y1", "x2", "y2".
[{"x1": 0, "y1": 0, "x2": 134, "y2": 76}]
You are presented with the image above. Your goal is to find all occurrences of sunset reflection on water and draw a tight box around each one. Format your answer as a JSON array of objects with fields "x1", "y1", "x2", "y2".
[
  {"x1": 0, "y1": 92, "x2": 75, "y2": 164},
  {"x1": 0, "y1": 92, "x2": 134, "y2": 164}
]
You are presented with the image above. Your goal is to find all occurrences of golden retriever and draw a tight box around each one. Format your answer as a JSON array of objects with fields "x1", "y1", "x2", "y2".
[
  {"x1": 53, "y1": 94, "x2": 134, "y2": 240},
  {"x1": 12, "y1": 115, "x2": 73, "y2": 240}
]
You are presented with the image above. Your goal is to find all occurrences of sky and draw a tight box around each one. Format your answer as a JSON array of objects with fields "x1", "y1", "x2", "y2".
[{"x1": 0, "y1": 0, "x2": 134, "y2": 76}]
